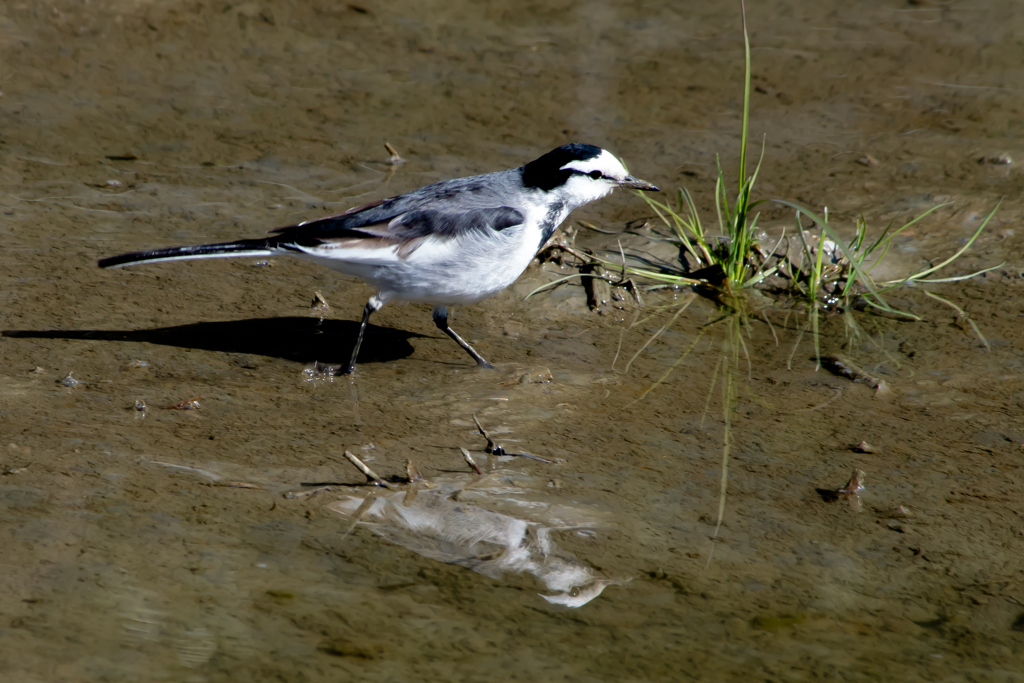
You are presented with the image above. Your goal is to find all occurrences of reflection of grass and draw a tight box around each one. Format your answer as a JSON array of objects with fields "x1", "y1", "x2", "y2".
[{"x1": 603, "y1": 1, "x2": 1004, "y2": 557}]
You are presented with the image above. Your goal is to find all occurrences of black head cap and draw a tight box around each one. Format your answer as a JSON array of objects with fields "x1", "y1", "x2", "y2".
[{"x1": 521, "y1": 143, "x2": 603, "y2": 191}]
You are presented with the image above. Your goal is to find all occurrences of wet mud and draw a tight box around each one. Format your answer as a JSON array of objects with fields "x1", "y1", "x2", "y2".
[{"x1": 2, "y1": 1, "x2": 1024, "y2": 680}]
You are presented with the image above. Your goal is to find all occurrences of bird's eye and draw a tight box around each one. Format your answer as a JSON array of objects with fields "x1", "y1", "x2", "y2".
[{"x1": 589, "y1": 170, "x2": 602, "y2": 180}]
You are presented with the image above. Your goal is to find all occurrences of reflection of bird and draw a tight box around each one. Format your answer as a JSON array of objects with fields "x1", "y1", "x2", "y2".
[
  {"x1": 99, "y1": 144, "x2": 658, "y2": 373},
  {"x1": 328, "y1": 473, "x2": 619, "y2": 607}
]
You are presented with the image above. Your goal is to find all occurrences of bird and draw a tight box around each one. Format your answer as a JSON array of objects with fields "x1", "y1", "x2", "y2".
[{"x1": 98, "y1": 143, "x2": 659, "y2": 373}]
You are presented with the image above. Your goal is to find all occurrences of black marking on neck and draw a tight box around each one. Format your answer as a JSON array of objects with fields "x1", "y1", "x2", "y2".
[
  {"x1": 521, "y1": 143, "x2": 603, "y2": 191},
  {"x1": 537, "y1": 200, "x2": 567, "y2": 250}
]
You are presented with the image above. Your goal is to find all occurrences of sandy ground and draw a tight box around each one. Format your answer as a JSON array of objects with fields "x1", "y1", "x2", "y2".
[{"x1": 1, "y1": 0, "x2": 1024, "y2": 680}]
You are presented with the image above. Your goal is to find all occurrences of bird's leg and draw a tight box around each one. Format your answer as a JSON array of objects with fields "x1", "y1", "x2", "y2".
[
  {"x1": 432, "y1": 306, "x2": 493, "y2": 369},
  {"x1": 342, "y1": 296, "x2": 383, "y2": 375}
]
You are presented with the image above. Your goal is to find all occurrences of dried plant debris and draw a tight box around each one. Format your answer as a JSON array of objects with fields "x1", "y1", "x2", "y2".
[
  {"x1": 535, "y1": 227, "x2": 581, "y2": 265},
  {"x1": 288, "y1": 416, "x2": 560, "y2": 500},
  {"x1": 59, "y1": 372, "x2": 81, "y2": 387},
  {"x1": 291, "y1": 454, "x2": 437, "y2": 499},
  {"x1": 821, "y1": 355, "x2": 890, "y2": 396},
  {"x1": 582, "y1": 261, "x2": 612, "y2": 313},
  {"x1": 310, "y1": 290, "x2": 330, "y2": 311},
  {"x1": 532, "y1": 237, "x2": 642, "y2": 310},
  {"x1": 282, "y1": 440, "x2": 617, "y2": 607},
  {"x1": 817, "y1": 469, "x2": 866, "y2": 512},
  {"x1": 165, "y1": 396, "x2": 201, "y2": 410},
  {"x1": 837, "y1": 469, "x2": 865, "y2": 496},
  {"x1": 384, "y1": 141, "x2": 405, "y2": 166},
  {"x1": 341, "y1": 450, "x2": 389, "y2": 488},
  {"x1": 837, "y1": 469, "x2": 866, "y2": 512},
  {"x1": 405, "y1": 459, "x2": 431, "y2": 486},
  {"x1": 460, "y1": 447, "x2": 484, "y2": 475},
  {"x1": 472, "y1": 414, "x2": 557, "y2": 464}
]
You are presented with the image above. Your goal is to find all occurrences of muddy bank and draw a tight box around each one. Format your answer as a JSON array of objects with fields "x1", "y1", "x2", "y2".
[{"x1": 1, "y1": 0, "x2": 1024, "y2": 680}]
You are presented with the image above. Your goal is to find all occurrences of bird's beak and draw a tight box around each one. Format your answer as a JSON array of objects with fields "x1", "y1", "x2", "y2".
[{"x1": 619, "y1": 176, "x2": 660, "y2": 192}]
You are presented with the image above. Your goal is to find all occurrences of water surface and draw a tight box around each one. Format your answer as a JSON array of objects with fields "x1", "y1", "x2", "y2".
[{"x1": 1, "y1": 1, "x2": 1023, "y2": 680}]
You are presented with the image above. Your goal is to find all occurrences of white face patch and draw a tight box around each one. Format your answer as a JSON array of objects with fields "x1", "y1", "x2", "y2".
[{"x1": 559, "y1": 149, "x2": 629, "y2": 182}]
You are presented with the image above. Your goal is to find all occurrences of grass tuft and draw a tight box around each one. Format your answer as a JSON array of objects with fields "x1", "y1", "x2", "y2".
[{"x1": 594, "y1": 0, "x2": 1001, "y2": 367}]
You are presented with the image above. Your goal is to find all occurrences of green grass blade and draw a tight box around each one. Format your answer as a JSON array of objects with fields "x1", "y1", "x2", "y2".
[
  {"x1": 914, "y1": 262, "x2": 1005, "y2": 283},
  {"x1": 715, "y1": 158, "x2": 730, "y2": 230},
  {"x1": 680, "y1": 187, "x2": 706, "y2": 240},
  {"x1": 858, "y1": 293, "x2": 921, "y2": 320},
  {"x1": 890, "y1": 200, "x2": 1001, "y2": 283},
  {"x1": 737, "y1": 0, "x2": 751, "y2": 193},
  {"x1": 773, "y1": 199, "x2": 899, "y2": 314}
]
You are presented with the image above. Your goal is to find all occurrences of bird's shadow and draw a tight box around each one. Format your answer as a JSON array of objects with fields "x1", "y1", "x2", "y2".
[{"x1": 2, "y1": 317, "x2": 424, "y2": 366}]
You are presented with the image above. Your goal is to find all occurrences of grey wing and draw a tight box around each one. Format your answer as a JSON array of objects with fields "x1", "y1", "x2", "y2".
[{"x1": 268, "y1": 180, "x2": 524, "y2": 250}]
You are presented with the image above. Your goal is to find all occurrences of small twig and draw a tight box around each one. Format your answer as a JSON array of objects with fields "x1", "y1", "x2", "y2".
[
  {"x1": 341, "y1": 450, "x2": 389, "y2": 487},
  {"x1": 472, "y1": 414, "x2": 497, "y2": 452},
  {"x1": 611, "y1": 240, "x2": 644, "y2": 306},
  {"x1": 821, "y1": 355, "x2": 890, "y2": 396},
  {"x1": 837, "y1": 469, "x2": 865, "y2": 495},
  {"x1": 384, "y1": 141, "x2": 405, "y2": 166},
  {"x1": 211, "y1": 481, "x2": 263, "y2": 489},
  {"x1": 459, "y1": 447, "x2": 483, "y2": 475},
  {"x1": 625, "y1": 279, "x2": 643, "y2": 306},
  {"x1": 284, "y1": 485, "x2": 336, "y2": 499},
  {"x1": 509, "y1": 451, "x2": 556, "y2": 464},
  {"x1": 470, "y1": 414, "x2": 558, "y2": 463},
  {"x1": 577, "y1": 220, "x2": 626, "y2": 235},
  {"x1": 310, "y1": 290, "x2": 329, "y2": 314},
  {"x1": 836, "y1": 469, "x2": 866, "y2": 512},
  {"x1": 405, "y1": 459, "x2": 424, "y2": 483},
  {"x1": 542, "y1": 242, "x2": 594, "y2": 266},
  {"x1": 340, "y1": 495, "x2": 378, "y2": 541}
]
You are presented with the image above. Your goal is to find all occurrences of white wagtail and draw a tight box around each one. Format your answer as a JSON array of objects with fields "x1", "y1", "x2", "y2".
[{"x1": 99, "y1": 143, "x2": 658, "y2": 373}]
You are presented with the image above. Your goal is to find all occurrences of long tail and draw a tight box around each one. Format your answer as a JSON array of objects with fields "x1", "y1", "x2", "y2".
[{"x1": 98, "y1": 238, "x2": 275, "y2": 269}]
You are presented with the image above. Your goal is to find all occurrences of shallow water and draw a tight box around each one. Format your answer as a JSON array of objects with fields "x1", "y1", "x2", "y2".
[{"x1": 2, "y1": 0, "x2": 1024, "y2": 680}]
